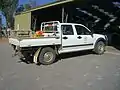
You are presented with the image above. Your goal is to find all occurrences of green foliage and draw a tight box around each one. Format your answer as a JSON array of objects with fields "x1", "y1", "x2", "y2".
[
  {"x1": 29, "y1": 0, "x2": 37, "y2": 8},
  {"x1": 24, "y1": 0, "x2": 37, "y2": 10},
  {"x1": 16, "y1": 0, "x2": 37, "y2": 13},
  {"x1": 16, "y1": 5, "x2": 24, "y2": 14},
  {"x1": 24, "y1": 3, "x2": 31, "y2": 11},
  {"x1": 0, "y1": 0, "x2": 18, "y2": 28}
]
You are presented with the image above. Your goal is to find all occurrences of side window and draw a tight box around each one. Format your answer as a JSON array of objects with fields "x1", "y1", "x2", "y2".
[
  {"x1": 75, "y1": 25, "x2": 84, "y2": 35},
  {"x1": 75, "y1": 25, "x2": 91, "y2": 35},
  {"x1": 61, "y1": 25, "x2": 74, "y2": 35}
]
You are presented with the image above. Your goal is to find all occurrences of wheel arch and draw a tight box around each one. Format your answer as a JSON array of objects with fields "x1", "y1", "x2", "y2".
[
  {"x1": 94, "y1": 38, "x2": 107, "y2": 47},
  {"x1": 33, "y1": 45, "x2": 60, "y2": 64},
  {"x1": 42, "y1": 45, "x2": 61, "y2": 54}
]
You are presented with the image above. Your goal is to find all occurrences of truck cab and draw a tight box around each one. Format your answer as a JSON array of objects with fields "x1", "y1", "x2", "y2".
[
  {"x1": 60, "y1": 23, "x2": 94, "y2": 53},
  {"x1": 9, "y1": 21, "x2": 107, "y2": 65}
]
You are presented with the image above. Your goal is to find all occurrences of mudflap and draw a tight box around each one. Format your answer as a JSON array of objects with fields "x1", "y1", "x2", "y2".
[
  {"x1": 33, "y1": 48, "x2": 41, "y2": 64},
  {"x1": 12, "y1": 49, "x2": 18, "y2": 57},
  {"x1": 12, "y1": 46, "x2": 23, "y2": 58}
]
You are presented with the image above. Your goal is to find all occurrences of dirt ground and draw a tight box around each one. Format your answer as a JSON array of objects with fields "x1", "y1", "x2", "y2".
[
  {"x1": 0, "y1": 38, "x2": 8, "y2": 43},
  {"x1": 0, "y1": 41, "x2": 120, "y2": 90}
]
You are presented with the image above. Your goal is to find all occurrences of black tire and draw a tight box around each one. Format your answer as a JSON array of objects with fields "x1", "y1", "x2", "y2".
[
  {"x1": 39, "y1": 47, "x2": 56, "y2": 65},
  {"x1": 94, "y1": 41, "x2": 105, "y2": 55}
]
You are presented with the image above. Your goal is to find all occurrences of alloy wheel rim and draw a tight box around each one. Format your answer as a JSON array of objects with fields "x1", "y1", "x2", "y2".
[
  {"x1": 44, "y1": 52, "x2": 53, "y2": 62},
  {"x1": 98, "y1": 44, "x2": 104, "y2": 53}
]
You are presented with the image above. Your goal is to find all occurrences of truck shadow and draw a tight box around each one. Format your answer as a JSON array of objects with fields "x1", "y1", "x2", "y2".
[
  {"x1": 17, "y1": 50, "x2": 93, "y2": 65},
  {"x1": 56, "y1": 50, "x2": 93, "y2": 61},
  {"x1": 18, "y1": 57, "x2": 34, "y2": 64}
]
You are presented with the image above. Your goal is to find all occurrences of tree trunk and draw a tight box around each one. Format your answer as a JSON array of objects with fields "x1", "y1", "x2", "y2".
[{"x1": 4, "y1": 12, "x2": 14, "y2": 29}]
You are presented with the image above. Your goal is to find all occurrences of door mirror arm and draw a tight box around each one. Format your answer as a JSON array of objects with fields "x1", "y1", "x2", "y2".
[{"x1": 90, "y1": 31, "x2": 94, "y2": 37}]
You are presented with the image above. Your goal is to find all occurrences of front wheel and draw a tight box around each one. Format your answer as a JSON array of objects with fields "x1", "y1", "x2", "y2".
[
  {"x1": 39, "y1": 47, "x2": 56, "y2": 65},
  {"x1": 94, "y1": 41, "x2": 106, "y2": 55}
]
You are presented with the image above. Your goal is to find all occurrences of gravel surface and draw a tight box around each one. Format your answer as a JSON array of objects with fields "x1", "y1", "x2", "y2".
[{"x1": 0, "y1": 42, "x2": 120, "y2": 90}]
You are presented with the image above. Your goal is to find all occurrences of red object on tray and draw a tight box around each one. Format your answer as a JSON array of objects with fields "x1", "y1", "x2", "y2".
[{"x1": 36, "y1": 30, "x2": 44, "y2": 36}]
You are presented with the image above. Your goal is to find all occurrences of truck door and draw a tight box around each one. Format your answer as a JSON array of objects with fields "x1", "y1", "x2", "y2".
[
  {"x1": 61, "y1": 25, "x2": 78, "y2": 48},
  {"x1": 74, "y1": 25, "x2": 94, "y2": 47}
]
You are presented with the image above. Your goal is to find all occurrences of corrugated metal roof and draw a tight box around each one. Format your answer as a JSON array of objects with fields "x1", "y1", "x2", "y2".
[{"x1": 20, "y1": 0, "x2": 74, "y2": 15}]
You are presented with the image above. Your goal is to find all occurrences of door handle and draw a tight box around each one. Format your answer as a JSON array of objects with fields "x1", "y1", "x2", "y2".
[
  {"x1": 63, "y1": 36, "x2": 68, "y2": 40},
  {"x1": 77, "y1": 36, "x2": 82, "y2": 39},
  {"x1": 55, "y1": 37, "x2": 60, "y2": 39}
]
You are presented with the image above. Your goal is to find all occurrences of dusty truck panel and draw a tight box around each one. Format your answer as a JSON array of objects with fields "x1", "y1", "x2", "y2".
[
  {"x1": 9, "y1": 37, "x2": 61, "y2": 47},
  {"x1": 15, "y1": 12, "x2": 31, "y2": 30}
]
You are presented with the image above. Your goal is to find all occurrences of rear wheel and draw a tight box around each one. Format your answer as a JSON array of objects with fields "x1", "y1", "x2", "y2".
[
  {"x1": 39, "y1": 47, "x2": 56, "y2": 65},
  {"x1": 94, "y1": 41, "x2": 105, "y2": 55}
]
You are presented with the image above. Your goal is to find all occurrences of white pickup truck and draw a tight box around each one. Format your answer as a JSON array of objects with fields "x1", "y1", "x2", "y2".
[{"x1": 9, "y1": 21, "x2": 107, "y2": 65}]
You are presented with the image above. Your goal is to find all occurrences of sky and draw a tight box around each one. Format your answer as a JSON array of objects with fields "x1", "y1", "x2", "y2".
[
  {"x1": 0, "y1": 0, "x2": 56, "y2": 26},
  {"x1": 19, "y1": 0, "x2": 56, "y2": 5}
]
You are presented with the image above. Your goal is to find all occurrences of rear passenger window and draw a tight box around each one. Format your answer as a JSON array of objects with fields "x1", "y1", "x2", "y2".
[{"x1": 61, "y1": 25, "x2": 74, "y2": 35}]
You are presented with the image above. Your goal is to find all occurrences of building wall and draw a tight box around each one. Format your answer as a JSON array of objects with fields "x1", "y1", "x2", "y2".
[{"x1": 14, "y1": 12, "x2": 31, "y2": 31}]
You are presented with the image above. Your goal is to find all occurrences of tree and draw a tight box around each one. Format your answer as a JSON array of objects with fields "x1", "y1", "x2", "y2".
[
  {"x1": 16, "y1": 5, "x2": 24, "y2": 14},
  {"x1": 16, "y1": 0, "x2": 37, "y2": 16},
  {"x1": 29, "y1": 0, "x2": 37, "y2": 8},
  {"x1": 15, "y1": 0, "x2": 37, "y2": 14},
  {"x1": 24, "y1": 3, "x2": 31, "y2": 11},
  {"x1": 0, "y1": 0, "x2": 18, "y2": 28}
]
